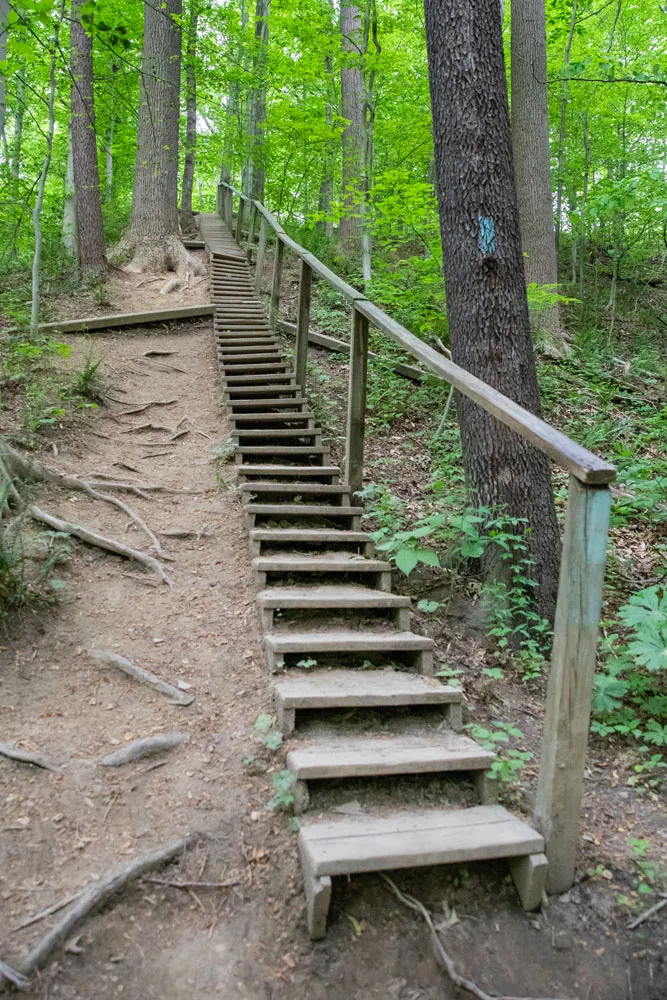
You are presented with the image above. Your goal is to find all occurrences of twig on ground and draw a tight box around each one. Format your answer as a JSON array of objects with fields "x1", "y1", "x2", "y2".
[
  {"x1": 3, "y1": 836, "x2": 197, "y2": 987},
  {"x1": 11, "y1": 892, "x2": 85, "y2": 933},
  {"x1": 144, "y1": 877, "x2": 241, "y2": 890},
  {"x1": 29, "y1": 507, "x2": 173, "y2": 585},
  {"x1": 0, "y1": 742, "x2": 60, "y2": 772},
  {"x1": 157, "y1": 527, "x2": 213, "y2": 539},
  {"x1": 167, "y1": 429, "x2": 190, "y2": 443},
  {"x1": 143, "y1": 350, "x2": 177, "y2": 357},
  {"x1": 379, "y1": 874, "x2": 569, "y2": 1000},
  {"x1": 141, "y1": 451, "x2": 173, "y2": 459},
  {"x1": 100, "y1": 733, "x2": 189, "y2": 767},
  {"x1": 113, "y1": 462, "x2": 141, "y2": 474},
  {"x1": 119, "y1": 399, "x2": 178, "y2": 416},
  {"x1": 122, "y1": 423, "x2": 173, "y2": 435},
  {"x1": 102, "y1": 792, "x2": 118, "y2": 824},
  {"x1": 89, "y1": 651, "x2": 194, "y2": 706},
  {"x1": 627, "y1": 898, "x2": 667, "y2": 929}
]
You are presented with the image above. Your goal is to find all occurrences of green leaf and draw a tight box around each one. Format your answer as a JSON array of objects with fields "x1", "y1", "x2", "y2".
[{"x1": 395, "y1": 547, "x2": 419, "y2": 575}]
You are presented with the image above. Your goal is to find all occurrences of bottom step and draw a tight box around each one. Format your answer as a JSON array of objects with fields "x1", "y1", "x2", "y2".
[{"x1": 299, "y1": 804, "x2": 547, "y2": 937}]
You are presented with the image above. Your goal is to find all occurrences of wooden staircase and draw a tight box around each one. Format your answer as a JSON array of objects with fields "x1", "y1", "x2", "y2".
[{"x1": 199, "y1": 212, "x2": 548, "y2": 939}]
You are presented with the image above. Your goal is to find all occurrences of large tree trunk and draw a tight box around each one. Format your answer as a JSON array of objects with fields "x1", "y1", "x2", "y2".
[
  {"x1": 423, "y1": 0, "x2": 560, "y2": 620},
  {"x1": 0, "y1": 0, "x2": 8, "y2": 161},
  {"x1": 180, "y1": 5, "x2": 199, "y2": 234},
  {"x1": 118, "y1": 0, "x2": 203, "y2": 277},
  {"x1": 510, "y1": 0, "x2": 563, "y2": 341},
  {"x1": 63, "y1": 125, "x2": 76, "y2": 254},
  {"x1": 339, "y1": 3, "x2": 365, "y2": 262},
  {"x1": 70, "y1": 0, "x2": 107, "y2": 275},
  {"x1": 242, "y1": 0, "x2": 270, "y2": 203}
]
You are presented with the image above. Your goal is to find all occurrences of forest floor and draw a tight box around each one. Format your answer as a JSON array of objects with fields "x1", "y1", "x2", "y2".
[{"x1": 0, "y1": 258, "x2": 665, "y2": 1000}]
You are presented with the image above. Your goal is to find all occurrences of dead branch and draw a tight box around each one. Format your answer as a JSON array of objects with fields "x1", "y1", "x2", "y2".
[
  {"x1": 143, "y1": 350, "x2": 177, "y2": 357},
  {"x1": 89, "y1": 650, "x2": 194, "y2": 706},
  {"x1": 0, "y1": 742, "x2": 60, "y2": 773},
  {"x1": 29, "y1": 506, "x2": 173, "y2": 585},
  {"x1": 144, "y1": 877, "x2": 241, "y2": 890},
  {"x1": 379, "y1": 874, "x2": 569, "y2": 1000},
  {"x1": 119, "y1": 399, "x2": 178, "y2": 416},
  {"x1": 101, "y1": 733, "x2": 189, "y2": 767},
  {"x1": 3, "y1": 836, "x2": 197, "y2": 987},
  {"x1": 11, "y1": 892, "x2": 85, "y2": 933},
  {"x1": 627, "y1": 897, "x2": 667, "y2": 929}
]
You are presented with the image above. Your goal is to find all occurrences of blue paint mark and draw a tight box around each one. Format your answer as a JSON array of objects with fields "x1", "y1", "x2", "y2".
[{"x1": 478, "y1": 215, "x2": 497, "y2": 257}]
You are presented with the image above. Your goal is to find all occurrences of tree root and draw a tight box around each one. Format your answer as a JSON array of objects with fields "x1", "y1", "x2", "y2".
[
  {"x1": 0, "y1": 742, "x2": 60, "y2": 773},
  {"x1": 113, "y1": 233, "x2": 206, "y2": 280},
  {"x1": 89, "y1": 650, "x2": 194, "y2": 705},
  {"x1": 0, "y1": 836, "x2": 197, "y2": 989},
  {"x1": 119, "y1": 399, "x2": 177, "y2": 416},
  {"x1": 100, "y1": 732, "x2": 189, "y2": 767},
  {"x1": 29, "y1": 506, "x2": 173, "y2": 585}
]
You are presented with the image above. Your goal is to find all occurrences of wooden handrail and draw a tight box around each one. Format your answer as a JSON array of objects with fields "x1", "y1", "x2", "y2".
[{"x1": 219, "y1": 181, "x2": 615, "y2": 486}]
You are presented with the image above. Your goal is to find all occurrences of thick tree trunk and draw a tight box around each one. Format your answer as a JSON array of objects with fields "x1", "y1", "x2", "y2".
[
  {"x1": 180, "y1": 6, "x2": 198, "y2": 234},
  {"x1": 423, "y1": 0, "x2": 560, "y2": 620},
  {"x1": 63, "y1": 126, "x2": 76, "y2": 253},
  {"x1": 510, "y1": 0, "x2": 563, "y2": 340},
  {"x1": 70, "y1": 0, "x2": 107, "y2": 275},
  {"x1": 242, "y1": 0, "x2": 270, "y2": 203},
  {"x1": 118, "y1": 0, "x2": 203, "y2": 277},
  {"x1": 0, "y1": 0, "x2": 8, "y2": 161},
  {"x1": 339, "y1": 3, "x2": 365, "y2": 261}
]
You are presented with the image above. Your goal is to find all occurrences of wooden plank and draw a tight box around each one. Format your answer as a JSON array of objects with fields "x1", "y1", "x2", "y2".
[
  {"x1": 248, "y1": 203, "x2": 258, "y2": 249},
  {"x1": 345, "y1": 307, "x2": 369, "y2": 498},
  {"x1": 295, "y1": 259, "x2": 312, "y2": 391},
  {"x1": 274, "y1": 668, "x2": 461, "y2": 707},
  {"x1": 265, "y1": 629, "x2": 433, "y2": 653},
  {"x1": 534, "y1": 478, "x2": 611, "y2": 893},
  {"x1": 269, "y1": 237, "x2": 284, "y2": 330},
  {"x1": 255, "y1": 217, "x2": 267, "y2": 295},
  {"x1": 354, "y1": 299, "x2": 616, "y2": 485},
  {"x1": 235, "y1": 196, "x2": 244, "y2": 244},
  {"x1": 25, "y1": 304, "x2": 215, "y2": 335},
  {"x1": 224, "y1": 187, "x2": 233, "y2": 230}
]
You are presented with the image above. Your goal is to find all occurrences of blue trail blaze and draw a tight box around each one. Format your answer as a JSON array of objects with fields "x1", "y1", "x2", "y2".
[{"x1": 478, "y1": 215, "x2": 496, "y2": 257}]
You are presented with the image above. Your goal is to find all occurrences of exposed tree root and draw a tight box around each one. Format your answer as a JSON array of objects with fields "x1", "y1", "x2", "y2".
[
  {"x1": 0, "y1": 742, "x2": 60, "y2": 773},
  {"x1": 112, "y1": 233, "x2": 206, "y2": 281},
  {"x1": 100, "y1": 732, "x2": 189, "y2": 767},
  {"x1": 119, "y1": 399, "x2": 178, "y2": 416},
  {"x1": 89, "y1": 650, "x2": 194, "y2": 706},
  {"x1": 0, "y1": 836, "x2": 197, "y2": 990},
  {"x1": 29, "y1": 506, "x2": 173, "y2": 584},
  {"x1": 0, "y1": 961, "x2": 29, "y2": 991}
]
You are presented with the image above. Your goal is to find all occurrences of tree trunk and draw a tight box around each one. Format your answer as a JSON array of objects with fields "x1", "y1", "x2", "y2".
[
  {"x1": 118, "y1": 0, "x2": 203, "y2": 277},
  {"x1": 242, "y1": 0, "x2": 270, "y2": 203},
  {"x1": 554, "y1": 0, "x2": 577, "y2": 253},
  {"x1": 63, "y1": 125, "x2": 77, "y2": 254},
  {"x1": 11, "y1": 73, "x2": 24, "y2": 179},
  {"x1": 180, "y1": 6, "x2": 198, "y2": 234},
  {"x1": 423, "y1": 0, "x2": 561, "y2": 621},
  {"x1": 510, "y1": 0, "x2": 563, "y2": 340},
  {"x1": 0, "y1": 0, "x2": 9, "y2": 161},
  {"x1": 70, "y1": 0, "x2": 107, "y2": 275},
  {"x1": 105, "y1": 123, "x2": 113, "y2": 199},
  {"x1": 339, "y1": 2, "x2": 366, "y2": 262}
]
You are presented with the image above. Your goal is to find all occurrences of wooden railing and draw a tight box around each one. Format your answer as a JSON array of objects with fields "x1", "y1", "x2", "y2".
[{"x1": 216, "y1": 180, "x2": 616, "y2": 895}]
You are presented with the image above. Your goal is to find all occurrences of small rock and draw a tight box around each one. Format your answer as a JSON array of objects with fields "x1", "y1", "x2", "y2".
[
  {"x1": 332, "y1": 800, "x2": 362, "y2": 815},
  {"x1": 552, "y1": 931, "x2": 572, "y2": 951}
]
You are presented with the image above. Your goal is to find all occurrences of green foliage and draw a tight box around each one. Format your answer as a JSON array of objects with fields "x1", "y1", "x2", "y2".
[
  {"x1": 465, "y1": 721, "x2": 533, "y2": 787},
  {"x1": 267, "y1": 769, "x2": 296, "y2": 811},
  {"x1": 253, "y1": 712, "x2": 283, "y2": 751},
  {"x1": 0, "y1": 509, "x2": 71, "y2": 621}
]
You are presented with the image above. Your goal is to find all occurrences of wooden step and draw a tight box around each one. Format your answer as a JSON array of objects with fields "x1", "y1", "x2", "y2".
[
  {"x1": 218, "y1": 343, "x2": 279, "y2": 351},
  {"x1": 220, "y1": 363, "x2": 289, "y2": 374},
  {"x1": 253, "y1": 553, "x2": 390, "y2": 590},
  {"x1": 242, "y1": 482, "x2": 347, "y2": 496},
  {"x1": 233, "y1": 429, "x2": 321, "y2": 441},
  {"x1": 274, "y1": 668, "x2": 462, "y2": 733},
  {"x1": 219, "y1": 353, "x2": 282, "y2": 363},
  {"x1": 225, "y1": 387, "x2": 302, "y2": 399},
  {"x1": 230, "y1": 413, "x2": 315, "y2": 427},
  {"x1": 235, "y1": 446, "x2": 329, "y2": 464},
  {"x1": 223, "y1": 373, "x2": 293, "y2": 384},
  {"x1": 245, "y1": 504, "x2": 363, "y2": 530},
  {"x1": 226, "y1": 397, "x2": 309, "y2": 409},
  {"x1": 258, "y1": 584, "x2": 410, "y2": 630},
  {"x1": 264, "y1": 628, "x2": 434, "y2": 673},
  {"x1": 299, "y1": 805, "x2": 547, "y2": 937},
  {"x1": 248, "y1": 528, "x2": 371, "y2": 556},
  {"x1": 287, "y1": 731, "x2": 494, "y2": 780},
  {"x1": 239, "y1": 465, "x2": 338, "y2": 481}
]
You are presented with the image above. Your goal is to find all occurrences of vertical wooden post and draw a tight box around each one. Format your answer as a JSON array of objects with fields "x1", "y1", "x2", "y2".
[
  {"x1": 235, "y1": 196, "x2": 244, "y2": 244},
  {"x1": 534, "y1": 476, "x2": 611, "y2": 893},
  {"x1": 216, "y1": 184, "x2": 223, "y2": 217},
  {"x1": 255, "y1": 217, "x2": 267, "y2": 294},
  {"x1": 295, "y1": 259, "x2": 312, "y2": 390},
  {"x1": 248, "y1": 204, "x2": 258, "y2": 247},
  {"x1": 345, "y1": 306, "x2": 369, "y2": 497},
  {"x1": 269, "y1": 237, "x2": 284, "y2": 330},
  {"x1": 224, "y1": 188, "x2": 233, "y2": 230}
]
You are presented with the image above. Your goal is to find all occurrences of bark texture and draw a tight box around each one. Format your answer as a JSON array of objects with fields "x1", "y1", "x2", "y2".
[
  {"x1": 63, "y1": 126, "x2": 76, "y2": 253},
  {"x1": 423, "y1": 0, "x2": 560, "y2": 620},
  {"x1": 180, "y1": 7, "x2": 198, "y2": 234},
  {"x1": 242, "y1": 0, "x2": 270, "y2": 203},
  {"x1": 119, "y1": 0, "x2": 203, "y2": 276},
  {"x1": 339, "y1": 2, "x2": 365, "y2": 260},
  {"x1": 70, "y1": 0, "x2": 106, "y2": 275},
  {"x1": 0, "y1": 0, "x2": 8, "y2": 159}
]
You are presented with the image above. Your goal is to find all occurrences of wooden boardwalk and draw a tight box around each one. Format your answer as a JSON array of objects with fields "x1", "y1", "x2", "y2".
[{"x1": 198, "y1": 212, "x2": 547, "y2": 938}]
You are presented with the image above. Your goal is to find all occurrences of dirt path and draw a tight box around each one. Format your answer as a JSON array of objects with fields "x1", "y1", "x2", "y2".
[{"x1": 1, "y1": 318, "x2": 664, "y2": 1000}]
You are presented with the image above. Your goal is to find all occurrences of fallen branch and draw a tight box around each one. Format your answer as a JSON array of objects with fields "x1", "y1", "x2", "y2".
[
  {"x1": 627, "y1": 897, "x2": 667, "y2": 930},
  {"x1": 29, "y1": 506, "x2": 173, "y2": 585},
  {"x1": 11, "y1": 892, "x2": 85, "y2": 933},
  {"x1": 144, "y1": 877, "x2": 241, "y2": 890},
  {"x1": 3, "y1": 836, "x2": 197, "y2": 987},
  {"x1": 0, "y1": 742, "x2": 60, "y2": 772},
  {"x1": 101, "y1": 732, "x2": 189, "y2": 767},
  {"x1": 89, "y1": 650, "x2": 194, "y2": 706},
  {"x1": 143, "y1": 350, "x2": 176, "y2": 357},
  {"x1": 119, "y1": 399, "x2": 178, "y2": 416},
  {"x1": 379, "y1": 874, "x2": 569, "y2": 1000}
]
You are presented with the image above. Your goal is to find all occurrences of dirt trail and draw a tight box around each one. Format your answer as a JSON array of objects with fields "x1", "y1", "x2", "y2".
[{"x1": 1, "y1": 318, "x2": 664, "y2": 1000}]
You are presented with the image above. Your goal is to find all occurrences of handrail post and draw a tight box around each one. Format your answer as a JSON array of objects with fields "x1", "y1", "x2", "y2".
[
  {"x1": 255, "y1": 216, "x2": 267, "y2": 294},
  {"x1": 534, "y1": 476, "x2": 611, "y2": 893},
  {"x1": 248, "y1": 203, "x2": 258, "y2": 249},
  {"x1": 224, "y1": 188, "x2": 233, "y2": 230},
  {"x1": 235, "y1": 196, "x2": 244, "y2": 244},
  {"x1": 295, "y1": 259, "x2": 312, "y2": 390},
  {"x1": 216, "y1": 183, "x2": 223, "y2": 217},
  {"x1": 345, "y1": 306, "x2": 369, "y2": 498},
  {"x1": 269, "y1": 236, "x2": 284, "y2": 330}
]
